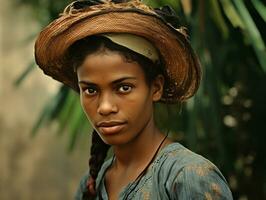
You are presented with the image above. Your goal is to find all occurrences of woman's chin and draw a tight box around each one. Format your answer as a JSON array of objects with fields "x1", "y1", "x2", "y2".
[{"x1": 99, "y1": 133, "x2": 132, "y2": 147}]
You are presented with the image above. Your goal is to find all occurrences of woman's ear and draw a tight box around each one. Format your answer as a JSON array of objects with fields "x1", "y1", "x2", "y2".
[{"x1": 151, "y1": 75, "x2": 164, "y2": 102}]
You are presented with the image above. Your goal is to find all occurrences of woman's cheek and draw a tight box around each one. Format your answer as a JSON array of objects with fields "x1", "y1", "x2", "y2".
[
  {"x1": 83, "y1": 107, "x2": 97, "y2": 129},
  {"x1": 81, "y1": 98, "x2": 94, "y2": 120}
]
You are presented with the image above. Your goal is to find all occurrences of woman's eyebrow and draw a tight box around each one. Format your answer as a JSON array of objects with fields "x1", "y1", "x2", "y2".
[
  {"x1": 78, "y1": 77, "x2": 136, "y2": 85},
  {"x1": 78, "y1": 80, "x2": 95, "y2": 85},
  {"x1": 111, "y1": 77, "x2": 137, "y2": 84}
]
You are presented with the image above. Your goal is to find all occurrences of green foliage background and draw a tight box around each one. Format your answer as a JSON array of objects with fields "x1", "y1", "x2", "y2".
[{"x1": 15, "y1": 0, "x2": 266, "y2": 199}]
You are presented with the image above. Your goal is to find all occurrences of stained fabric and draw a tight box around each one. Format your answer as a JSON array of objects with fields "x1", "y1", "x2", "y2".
[{"x1": 75, "y1": 143, "x2": 233, "y2": 200}]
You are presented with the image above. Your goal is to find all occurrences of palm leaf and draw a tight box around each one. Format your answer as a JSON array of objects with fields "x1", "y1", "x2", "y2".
[
  {"x1": 14, "y1": 61, "x2": 36, "y2": 86},
  {"x1": 209, "y1": 0, "x2": 229, "y2": 38},
  {"x1": 251, "y1": 0, "x2": 266, "y2": 22},
  {"x1": 233, "y1": 0, "x2": 266, "y2": 72}
]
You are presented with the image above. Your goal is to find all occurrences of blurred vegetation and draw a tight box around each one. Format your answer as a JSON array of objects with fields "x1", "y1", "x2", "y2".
[{"x1": 15, "y1": 0, "x2": 266, "y2": 199}]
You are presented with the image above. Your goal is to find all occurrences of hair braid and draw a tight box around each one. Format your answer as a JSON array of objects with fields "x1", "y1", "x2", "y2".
[{"x1": 83, "y1": 130, "x2": 110, "y2": 199}]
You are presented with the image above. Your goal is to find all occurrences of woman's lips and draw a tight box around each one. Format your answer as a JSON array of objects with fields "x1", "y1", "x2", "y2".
[
  {"x1": 97, "y1": 121, "x2": 126, "y2": 135},
  {"x1": 99, "y1": 124, "x2": 125, "y2": 135}
]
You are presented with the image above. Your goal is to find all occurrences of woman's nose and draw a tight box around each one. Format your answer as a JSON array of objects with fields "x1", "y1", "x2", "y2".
[{"x1": 97, "y1": 93, "x2": 118, "y2": 116}]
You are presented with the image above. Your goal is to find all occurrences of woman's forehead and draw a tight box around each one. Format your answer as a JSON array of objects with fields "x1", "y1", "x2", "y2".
[{"x1": 77, "y1": 51, "x2": 145, "y2": 83}]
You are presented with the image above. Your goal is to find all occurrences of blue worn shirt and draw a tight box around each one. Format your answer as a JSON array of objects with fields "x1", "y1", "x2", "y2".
[{"x1": 75, "y1": 143, "x2": 233, "y2": 199}]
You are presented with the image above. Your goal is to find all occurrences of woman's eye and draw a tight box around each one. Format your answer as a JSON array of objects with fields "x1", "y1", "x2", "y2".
[
  {"x1": 118, "y1": 85, "x2": 132, "y2": 93},
  {"x1": 84, "y1": 87, "x2": 97, "y2": 95}
]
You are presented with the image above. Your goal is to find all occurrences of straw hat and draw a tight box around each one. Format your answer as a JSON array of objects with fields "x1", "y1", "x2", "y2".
[{"x1": 34, "y1": 0, "x2": 201, "y2": 103}]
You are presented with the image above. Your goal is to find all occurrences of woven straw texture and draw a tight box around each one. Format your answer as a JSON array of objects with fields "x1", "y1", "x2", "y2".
[{"x1": 35, "y1": 0, "x2": 201, "y2": 103}]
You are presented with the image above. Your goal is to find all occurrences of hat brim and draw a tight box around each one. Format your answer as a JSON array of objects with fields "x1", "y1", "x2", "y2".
[{"x1": 35, "y1": 4, "x2": 201, "y2": 103}]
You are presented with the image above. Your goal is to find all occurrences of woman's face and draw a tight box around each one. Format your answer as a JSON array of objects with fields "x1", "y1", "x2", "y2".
[{"x1": 77, "y1": 50, "x2": 163, "y2": 146}]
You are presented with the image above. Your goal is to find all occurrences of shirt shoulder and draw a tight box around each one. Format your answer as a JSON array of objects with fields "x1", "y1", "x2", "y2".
[
  {"x1": 156, "y1": 142, "x2": 212, "y2": 166},
  {"x1": 153, "y1": 143, "x2": 233, "y2": 199},
  {"x1": 74, "y1": 158, "x2": 113, "y2": 200}
]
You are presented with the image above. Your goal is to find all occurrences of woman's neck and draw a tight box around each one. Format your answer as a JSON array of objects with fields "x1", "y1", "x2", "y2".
[{"x1": 112, "y1": 116, "x2": 166, "y2": 171}]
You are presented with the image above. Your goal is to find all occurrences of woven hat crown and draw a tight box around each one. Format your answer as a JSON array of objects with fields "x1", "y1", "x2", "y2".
[{"x1": 34, "y1": 0, "x2": 201, "y2": 103}]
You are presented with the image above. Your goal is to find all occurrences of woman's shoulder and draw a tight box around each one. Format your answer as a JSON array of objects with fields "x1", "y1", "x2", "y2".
[
  {"x1": 155, "y1": 142, "x2": 214, "y2": 168},
  {"x1": 75, "y1": 158, "x2": 113, "y2": 200},
  {"x1": 153, "y1": 142, "x2": 233, "y2": 199},
  {"x1": 95, "y1": 157, "x2": 114, "y2": 187},
  {"x1": 155, "y1": 142, "x2": 225, "y2": 181}
]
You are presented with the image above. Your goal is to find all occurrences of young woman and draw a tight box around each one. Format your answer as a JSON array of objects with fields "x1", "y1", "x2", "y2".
[{"x1": 34, "y1": 0, "x2": 233, "y2": 199}]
